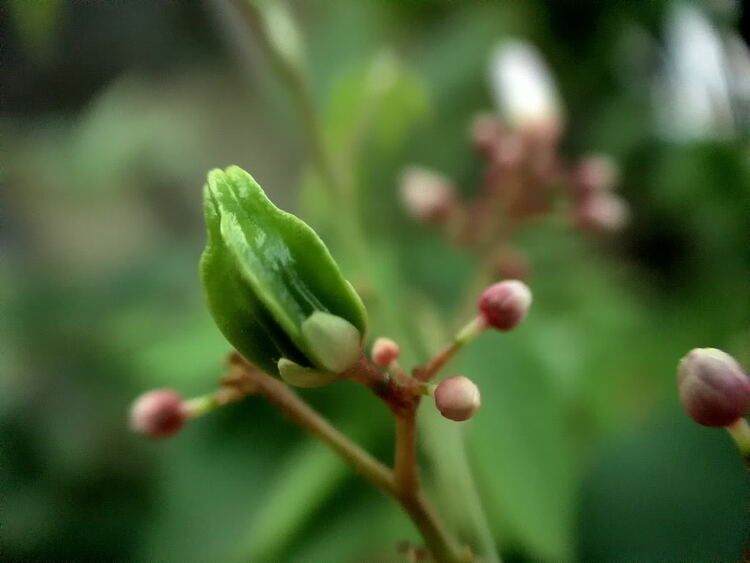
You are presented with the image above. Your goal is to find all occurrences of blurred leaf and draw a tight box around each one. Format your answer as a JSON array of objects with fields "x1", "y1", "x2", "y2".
[
  {"x1": 463, "y1": 332, "x2": 575, "y2": 560},
  {"x1": 577, "y1": 410, "x2": 748, "y2": 562},
  {"x1": 8, "y1": 0, "x2": 62, "y2": 59},
  {"x1": 324, "y1": 52, "x2": 430, "y2": 165},
  {"x1": 229, "y1": 440, "x2": 349, "y2": 562}
]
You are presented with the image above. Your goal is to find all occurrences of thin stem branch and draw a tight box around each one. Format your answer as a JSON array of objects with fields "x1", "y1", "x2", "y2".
[
  {"x1": 233, "y1": 0, "x2": 342, "y2": 199},
  {"x1": 414, "y1": 317, "x2": 486, "y2": 382},
  {"x1": 394, "y1": 411, "x2": 419, "y2": 494},
  {"x1": 399, "y1": 490, "x2": 471, "y2": 563},
  {"x1": 226, "y1": 354, "x2": 468, "y2": 563},
  {"x1": 230, "y1": 355, "x2": 396, "y2": 495},
  {"x1": 726, "y1": 418, "x2": 750, "y2": 458}
]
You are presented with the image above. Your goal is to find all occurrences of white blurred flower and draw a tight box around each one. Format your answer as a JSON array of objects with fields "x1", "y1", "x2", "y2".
[
  {"x1": 654, "y1": 4, "x2": 736, "y2": 140},
  {"x1": 488, "y1": 39, "x2": 563, "y2": 133},
  {"x1": 723, "y1": 34, "x2": 750, "y2": 131}
]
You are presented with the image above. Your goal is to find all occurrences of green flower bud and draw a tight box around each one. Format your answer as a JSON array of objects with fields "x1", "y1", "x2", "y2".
[
  {"x1": 301, "y1": 312, "x2": 361, "y2": 374},
  {"x1": 200, "y1": 166, "x2": 367, "y2": 380}
]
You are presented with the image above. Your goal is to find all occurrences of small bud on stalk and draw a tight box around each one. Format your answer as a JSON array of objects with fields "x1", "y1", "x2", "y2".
[
  {"x1": 400, "y1": 166, "x2": 456, "y2": 223},
  {"x1": 573, "y1": 154, "x2": 619, "y2": 197},
  {"x1": 471, "y1": 113, "x2": 502, "y2": 155},
  {"x1": 677, "y1": 348, "x2": 750, "y2": 427},
  {"x1": 130, "y1": 389, "x2": 187, "y2": 438},
  {"x1": 574, "y1": 193, "x2": 629, "y2": 233},
  {"x1": 372, "y1": 337, "x2": 400, "y2": 367},
  {"x1": 434, "y1": 376, "x2": 481, "y2": 421},
  {"x1": 478, "y1": 280, "x2": 532, "y2": 331}
]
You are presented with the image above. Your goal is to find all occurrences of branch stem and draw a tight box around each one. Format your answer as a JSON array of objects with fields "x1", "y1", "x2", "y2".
[
  {"x1": 395, "y1": 411, "x2": 419, "y2": 493},
  {"x1": 226, "y1": 354, "x2": 469, "y2": 563},
  {"x1": 414, "y1": 317, "x2": 486, "y2": 382}
]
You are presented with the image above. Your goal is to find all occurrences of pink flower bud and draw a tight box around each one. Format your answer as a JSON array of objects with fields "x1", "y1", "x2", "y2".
[
  {"x1": 400, "y1": 166, "x2": 456, "y2": 223},
  {"x1": 434, "y1": 375, "x2": 481, "y2": 421},
  {"x1": 478, "y1": 280, "x2": 532, "y2": 331},
  {"x1": 574, "y1": 193, "x2": 629, "y2": 233},
  {"x1": 371, "y1": 337, "x2": 400, "y2": 367},
  {"x1": 677, "y1": 348, "x2": 750, "y2": 427},
  {"x1": 573, "y1": 154, "x2": 619, "y2": 196},
  {"x1": 470, "y1": 113, "x2": 502, "y2": 154},
  {"x1": 130, "y1": 389, "x2": 187, "y2": 438}
]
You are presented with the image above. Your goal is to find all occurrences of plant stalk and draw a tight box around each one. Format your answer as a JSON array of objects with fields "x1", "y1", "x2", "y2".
[{"x1": 229, "y1": 355, "x2": 469, "y2": 563}]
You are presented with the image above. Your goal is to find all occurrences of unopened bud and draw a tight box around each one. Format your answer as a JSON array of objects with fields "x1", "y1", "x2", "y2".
[
  {"x1": 434, "y1": 375, "x2": 481, "y2": 421},
  {"x1": 575, "y1": 193, "x2": 629, "y2": 233},
  {"x1": 677, "y1": 348, "x2": 750, "y2": 427},
  {"x1": 574, "y1": 154, "x2": 619, "y2": 196},
  {"x1": 400, "y1": 166, "x2": 456, "y2": 223},
  {"x1": 130, "y1": 389, "x2": 186, "y2": 438},
  {"x1": 478, "y1": 280, "x2": 532, "y2": 331},
  {"x1": 471, "y1": 113, "x2": 502, "y2": 154},
  {"x1": 492, "y1": 245, "x2": 530, "y2": 281},
  {"x1": 301, "y1": 312, "x2": 361, "y2": 374},
  {"x1": 371, "y1": 337, "x2": 400, "y2": 367}
]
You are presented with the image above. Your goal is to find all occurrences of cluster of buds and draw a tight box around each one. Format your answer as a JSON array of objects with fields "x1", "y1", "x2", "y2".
[
  {"x1": 570, "y1": 154, "x2": 629, "y2": 233},
  {"x1": 367, "y1": 279, "x2": 532, "y2": 423},
  {"x1": 400, "y1": 121, "x2": 629, "y2": 253},
  {"x1": 399, "y1": 40, "x2": 629, "y2": 283}
]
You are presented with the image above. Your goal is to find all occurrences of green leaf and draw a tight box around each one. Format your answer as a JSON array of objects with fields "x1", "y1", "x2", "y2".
[
  {"x1": 200, "y1": 166, "x2": 367, "y2": 377},
  {"x1": 463, "y1": 332, "x2": 575, "y2": 561}
]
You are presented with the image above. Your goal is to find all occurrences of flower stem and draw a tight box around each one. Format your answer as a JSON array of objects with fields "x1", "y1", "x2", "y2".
[
  {"x1": 414, "y1": 317, "x2": 486, "y2": 382},
  {"x1": 228, "y1": 354, "x2": 469, "y2": 563},
  {"x1": 395, "y1": 411, "x2": 419, "y2": 493},
  {"x1": 726, "y1": 418, "x2": 750, "y2": 459},
  {"x1": 231, "y1": 355, "x2": 395, "y2": 495}
]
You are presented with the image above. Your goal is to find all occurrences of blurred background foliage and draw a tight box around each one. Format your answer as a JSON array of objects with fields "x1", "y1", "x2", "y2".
[{"x1": 3, "y1": 0, "x2": 750, "y2": 561}]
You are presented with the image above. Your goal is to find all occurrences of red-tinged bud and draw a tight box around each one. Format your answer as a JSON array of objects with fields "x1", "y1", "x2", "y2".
[
  {"x1": 574, "y1": 193, "x2": 629, "y2": 233},
  {"x1": 400, "y1": 166, "x2": 456, "y2": 223},
  {"x1": 478, "y1": 280, "x2": 532, "y2": 331},
  {"x1": 470, "y1": 113, "x2": 502, "y2": 155},
  {"x1": 573, "y1": 154, "x2": 619, "y2": 197},
  {"x1": 130, "y1": 389, "x2": 187, "y2": 438},
  {"x1": 492, "y1": 134, "x2": 525, "y2": 171},
  {"x1": 492, "y1": 245, "x2": 530, "y2": 281},
  {"x1": 434, "y1": 375, "x2": 481, "y2": 421},
  {"x1": 677, "y1": 348, "x2": 750, "y2": 427},
  {"x1": 371, "y1": 337, "x2": 400, "y2": 367}
]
